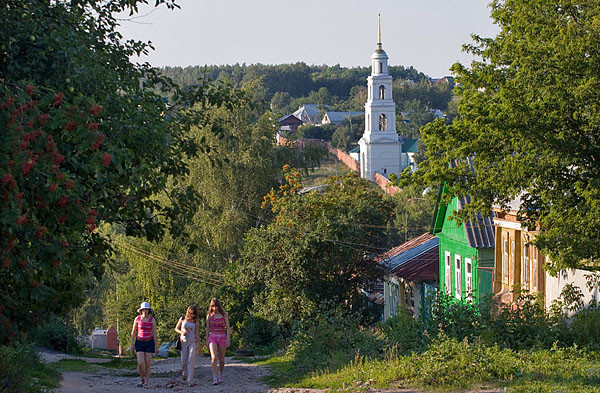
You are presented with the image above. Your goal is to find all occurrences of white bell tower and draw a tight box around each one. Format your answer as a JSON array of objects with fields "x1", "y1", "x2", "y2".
[{"x1": 358, "y1": 14, "x2": 402, "y2": 182}]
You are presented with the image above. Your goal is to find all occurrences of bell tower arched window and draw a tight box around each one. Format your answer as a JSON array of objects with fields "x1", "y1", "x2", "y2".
[
  {"x1": 379, "y1": 62, "x2": 383, "y2": 73},
  {"x1": 379, "y1": 113, "x2": 387, "y2": 131},
  {"x1": 379, "y1": 85, "x2": 385, "y2": 100}
]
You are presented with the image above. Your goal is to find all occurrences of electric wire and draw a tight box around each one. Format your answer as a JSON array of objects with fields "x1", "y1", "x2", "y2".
[
  {"x1": 115, "y1": 238, "x2": 224, "y2": 279},
  {"x1": 115, "y1": 240, "x2": 224, "y2": 286}
]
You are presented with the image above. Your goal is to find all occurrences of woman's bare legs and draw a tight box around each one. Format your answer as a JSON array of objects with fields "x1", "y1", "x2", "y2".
[
  {"x1": 136, "y1": 352, "x2": 146, "y2": 386},
  {"x1": 209, "y1": 342, "x2": 219, "y2": 384},
  {"x1": 143, "y1": 352, "x2": 152, "y2": 385},
  {"x1": 217, "y1": 344, "x2": 226, "y2": 382}
]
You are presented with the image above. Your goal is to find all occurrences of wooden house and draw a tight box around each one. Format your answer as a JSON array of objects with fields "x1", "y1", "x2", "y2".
[
  {"x1": 378, "y1": 232, "x2": 439, "y2": 320},
  {"x1": 493, "y1": 199, "x2": 599, "y2": 309},
  {"x1": 432, "y1": 186, "x2": 495, "y2": 303}
]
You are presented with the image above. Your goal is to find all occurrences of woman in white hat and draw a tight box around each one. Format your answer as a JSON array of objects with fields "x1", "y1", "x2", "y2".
[{"x1": 130, "y1": 301, "x2": 158, "y2": 388}]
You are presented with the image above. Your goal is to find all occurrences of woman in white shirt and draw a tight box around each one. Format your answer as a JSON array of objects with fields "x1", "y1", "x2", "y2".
[{"x1": 174, "y1": 305, "x2": 201, "y2": 386}]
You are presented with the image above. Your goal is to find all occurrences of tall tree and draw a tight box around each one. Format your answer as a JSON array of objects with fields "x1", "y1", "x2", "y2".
[
  {"x1": 238, "y1": 168, "x2": 395, "y2": 330},
  {"x1": 0, "y1": 0, "x2": 234, "y2": 343},
  {"x1": 414, "y1": 0, "x2": 600, "y2": 271}
]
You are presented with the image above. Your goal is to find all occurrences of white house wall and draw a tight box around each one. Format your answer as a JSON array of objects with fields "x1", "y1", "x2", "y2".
[{"x1": 545, "y1": 269, "x2": 599, "y2": 315}]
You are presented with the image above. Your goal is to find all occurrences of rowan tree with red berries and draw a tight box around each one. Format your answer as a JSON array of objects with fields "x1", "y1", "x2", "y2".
[{"x1": 0, "y1": 0, "x2": 240, "y2": 343}]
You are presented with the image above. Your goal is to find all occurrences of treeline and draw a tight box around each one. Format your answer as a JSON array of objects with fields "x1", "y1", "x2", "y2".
[
  {"x1": 160, "y1": 63, "x2": 455, "y2": 115},
  {"x1": 161, "y1": 63, "x2": 425, "y2": 100}
]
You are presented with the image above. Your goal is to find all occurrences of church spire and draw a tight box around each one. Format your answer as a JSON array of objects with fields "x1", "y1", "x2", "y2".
[{"x1": 377, "y1": 13, "x2": 382, "y2": 50}]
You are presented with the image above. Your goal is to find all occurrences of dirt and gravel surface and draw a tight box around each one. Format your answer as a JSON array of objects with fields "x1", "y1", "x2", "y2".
[{"x1": 39, "y1": 349, "x2": 502, "y2": 393}]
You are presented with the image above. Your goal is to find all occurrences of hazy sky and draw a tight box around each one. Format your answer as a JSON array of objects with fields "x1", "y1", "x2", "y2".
[{"x1": 118, "y1": 0, "x2": 499, "y2": 78}]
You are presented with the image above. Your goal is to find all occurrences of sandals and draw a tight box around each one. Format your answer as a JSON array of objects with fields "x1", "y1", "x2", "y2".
[{"x1": 137, "y1": 378, "x2": 144, "y2": 387}]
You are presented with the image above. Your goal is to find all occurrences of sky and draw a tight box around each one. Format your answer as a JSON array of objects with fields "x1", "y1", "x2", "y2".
[{"x1": 118, "y1": 0, "x2": 499, "y2": 78}]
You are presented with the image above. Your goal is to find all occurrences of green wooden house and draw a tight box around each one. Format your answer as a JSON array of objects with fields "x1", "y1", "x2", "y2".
[{"x1": 432, "y1": 185, "x2": 495, "y2": 303}]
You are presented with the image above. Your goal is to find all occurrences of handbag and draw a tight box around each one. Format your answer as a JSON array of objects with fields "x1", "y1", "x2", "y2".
[{"x1": 175, "y1": 316, "x2": 183, "y2": 350}]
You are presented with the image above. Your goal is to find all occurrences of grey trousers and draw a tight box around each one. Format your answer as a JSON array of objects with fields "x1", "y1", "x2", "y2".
[{"x1": 181, "y1": 341, "x2": 197, "y2": 383}]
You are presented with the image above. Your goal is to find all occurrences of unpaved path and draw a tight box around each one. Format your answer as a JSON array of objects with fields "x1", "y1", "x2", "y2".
[{"x1": 40, "y1": 349, "x2": 502, "y2": 393}]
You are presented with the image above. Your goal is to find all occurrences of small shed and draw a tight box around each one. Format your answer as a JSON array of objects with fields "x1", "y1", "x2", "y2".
[{"x1": 90, "y1": 326, "x2": 118, "y2": 351}]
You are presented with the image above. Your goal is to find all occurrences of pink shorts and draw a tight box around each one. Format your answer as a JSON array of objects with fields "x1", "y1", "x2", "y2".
[{"x1": 207, "y1": 333, "x2": 227, "y2": 346}]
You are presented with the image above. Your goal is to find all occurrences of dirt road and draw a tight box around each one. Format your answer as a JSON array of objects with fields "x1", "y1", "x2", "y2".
[
  {"x1": 40, "y1": 350, "x2": 501, "y2": 393},
  {"x1": 40, "y1": 350, "x2": 326, "y2": 393}
]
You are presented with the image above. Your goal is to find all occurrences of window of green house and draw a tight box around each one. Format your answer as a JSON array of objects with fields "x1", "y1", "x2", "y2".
[
  {"x1": 465, "y1": 258, "x2": 473, "y2": 302},
  {"x1": 455, "y1": 254, "x2": 462, "y2": 300},
  {"x1": 445, "y1": 251, "x2": 451, "y2": 294}
]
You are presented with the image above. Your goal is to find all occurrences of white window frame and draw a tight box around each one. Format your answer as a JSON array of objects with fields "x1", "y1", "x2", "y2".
[
  {"x1": 523, "y1": 244, "x2": 530, "y2": 291},
  {"x1": 532, "y1": 246, "x2": 538, "y2": 291},
  {"x1": 511, "y1": 240, "x2": 515, "y2": 287},
  {"x1": 465, "y1": 258, "x2": 472, "y2": 302},
  {"x1": 445, "y1": 251, "x2": 451, "y2": 294},
  {"x1": 455, "y1": 254, "x2": 462, "y2": 300},
  {"x1": 502, "y1": 237, "x2": 509, "y2": 285}
]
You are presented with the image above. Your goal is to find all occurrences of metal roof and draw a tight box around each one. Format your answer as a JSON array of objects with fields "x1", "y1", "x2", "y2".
[
  {"x1": 323, "y1": 111, "x2": 364, "y2": 124},
  {"x1": 457, "y1": 195, "x2": 496, "y2": 249},
  {"x1": 377, "y1": 233, "x2": 439, "y2": 281},
  {"x1": 401, "y1": 138, "x2": 419, "y2": 153}
]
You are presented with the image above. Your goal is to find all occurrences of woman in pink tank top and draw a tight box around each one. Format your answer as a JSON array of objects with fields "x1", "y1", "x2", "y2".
[
  {"x1": 130, "y1": 301, "x2": 158, "y2": 388},
  {"x1": 205, "y1": 298, "x2": 230, "y2": 385}
]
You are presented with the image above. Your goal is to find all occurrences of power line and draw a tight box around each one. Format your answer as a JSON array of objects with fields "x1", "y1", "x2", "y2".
[
  {"x1": 114, "y1": 240, "x2": 224, "y2": 287},
  {"x1": 115, "y1": 238, "x2": 224, "y2": 279}
]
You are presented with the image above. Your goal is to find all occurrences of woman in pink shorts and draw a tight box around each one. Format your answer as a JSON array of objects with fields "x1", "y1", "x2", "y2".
[{"x1": 205, "y1": 298, "x2": 230, "y2": 385}]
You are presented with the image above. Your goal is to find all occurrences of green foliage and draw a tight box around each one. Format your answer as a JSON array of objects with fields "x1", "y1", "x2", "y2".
[
  {"x1": 415, "y1": 0, "x2": 600, "y2": 271},
  {"x1": 162, "y1": 63, "x2": 428, "y2": 103},
  {"x1": 287, "y1": 304, "x2": 383, "y2": 374},
  {"x1": 274, "y1": 144, "x2": 329, "y2": 175},
  {"x1": 296, "y1": 124, "x2": 336, "y2": 141},
  {"x1": 379, "y1": 312, "x2": 427, "y2": 355},
  {"x1": 239, "y1": 169, "x2": 396, "y2": 332},
  {"x1": 0, "y1": 344, "x2": 60, "y2": 393},
  {"x1": 331, "y1": 115, "x2": 364, "y2": 151},
  {"x1": 29, "y1": 315, "x2": 81, "y2": 353},
  {"x1": 571, "y1": 301, "x2": 600, "y2": 350},
  {"x1": 390, "y1": 183, "x2": 437, "y2": 243},
  {"x1": 239, "y1": 314, "x2": 281, "y2": 348},
  {"x1": 261, "y1": 288, "x2": 600, "y2": 391},
  {"x1": 0, "y1": 0, "x2": 247, "y2": 344}
]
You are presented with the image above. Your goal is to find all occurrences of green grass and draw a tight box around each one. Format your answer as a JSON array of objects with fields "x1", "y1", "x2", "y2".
[
  {"x1": 29, "y1": 360, "x2": 61, "y2": 391},
  {"x1": 258, "y1": 340, "x2": 600, "y2": 393},
  {"x1": 51, "y1": 358, "x2": 137, "y2": 373}
]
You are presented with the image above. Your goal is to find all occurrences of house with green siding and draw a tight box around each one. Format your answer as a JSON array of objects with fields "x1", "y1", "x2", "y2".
[{"x1": 432, "y1": 185, "x2": 495, "y2": 303}]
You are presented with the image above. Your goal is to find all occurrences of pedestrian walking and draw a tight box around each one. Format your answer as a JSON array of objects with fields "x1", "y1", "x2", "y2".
[
  {"x1": 175, "y1": 305, "x2": 201, "y2": 386},
  {"x1": 130, "y1": 302, "x2": 158, "y2": 388},
  {"x1": 205, "y1": 298, "x2": 230, "y2": 385}
]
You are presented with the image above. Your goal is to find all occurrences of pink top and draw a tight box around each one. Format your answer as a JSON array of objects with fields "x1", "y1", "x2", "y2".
[
  {"x1": 208, "y1": 315, "x2": 226, "y2": 335},
  {"x1": 136, "y1": 316, "x2": 153, "y2": 340}
]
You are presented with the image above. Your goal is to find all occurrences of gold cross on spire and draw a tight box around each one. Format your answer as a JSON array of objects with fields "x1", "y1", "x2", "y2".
[{"x1": 377, "y1": 13, "x2": 382, "y2": 50}]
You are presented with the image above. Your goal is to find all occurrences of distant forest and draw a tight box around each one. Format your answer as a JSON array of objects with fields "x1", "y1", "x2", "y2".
[{"x1": 160, "y1": 63, "x2": 457, "y2": 140}]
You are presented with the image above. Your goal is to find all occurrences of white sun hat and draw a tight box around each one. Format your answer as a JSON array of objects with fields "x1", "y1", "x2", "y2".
[{"x1": 137, "y1": 301, "x2": 153, "y2": 313}]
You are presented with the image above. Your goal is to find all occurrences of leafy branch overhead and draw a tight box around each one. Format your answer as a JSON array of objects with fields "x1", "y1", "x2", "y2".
[
  {"x1": 412, "y1": 0, "x2": 600, "y2": 272},
  {"x1": 0, "y1": 0, "x2": 241, "y2": 343}
]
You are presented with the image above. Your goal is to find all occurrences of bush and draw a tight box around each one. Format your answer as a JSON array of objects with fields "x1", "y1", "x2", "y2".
[
  {"x1": 424, "y1": 293, "x2": 484, "y2": 341},
  {"x1": 240, "y1": 314, "x2": 281, "y2": 348},
  {"x1": 570, "y1": 301, "x2": 600, "y2": 350},
  {"x1": 379, "y1": 311, "x2": 427, "y2": 354},
  {"x1": 287, "y1": 304, "x2": 384, "y2": 373},
  {"x1": 0, "y1": 344, "x2": 59, "y2": 393},
  {"x1": 30, "y1": 315, "x2": 80, "y2": 353}
]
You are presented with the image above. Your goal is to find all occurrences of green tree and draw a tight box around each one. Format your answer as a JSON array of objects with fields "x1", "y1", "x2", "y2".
[
  {"x1": 0, "y1": 0, "x2": 237, "y2": 343},
  {"x1": 415, "y1": 0, "x2": 600, "y2": 271},
  {"x1": 270, "y1": 91, "x2": 292, "y2": 113},
  {"x1": 331, "y1": 115, "x2": 364, "y2": 150},
  {"x1": 238, "y1": 168, "x2": 395, "y2": 331}
]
